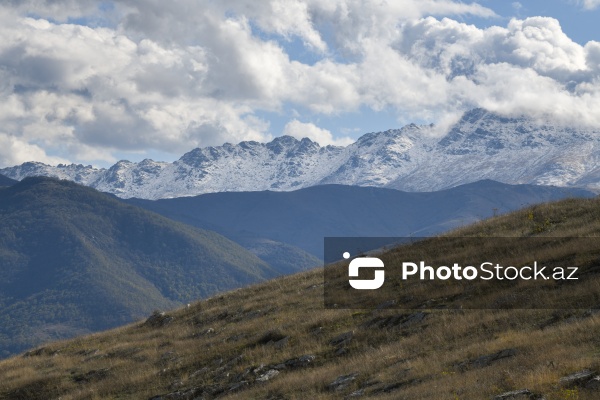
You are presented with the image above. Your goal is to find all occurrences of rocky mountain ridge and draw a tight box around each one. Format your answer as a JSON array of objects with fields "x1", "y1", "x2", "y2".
[{"x1": 2, "y1": 108, "x2": 599, "y2": 199}]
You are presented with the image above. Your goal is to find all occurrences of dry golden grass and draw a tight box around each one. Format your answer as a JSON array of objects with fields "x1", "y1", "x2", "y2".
[{"x1": 1, "y1": 197, "x2": 600, "y2": 399}]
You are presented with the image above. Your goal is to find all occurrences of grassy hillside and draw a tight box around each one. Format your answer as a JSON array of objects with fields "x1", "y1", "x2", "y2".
[
  {"x1": 1, "y1": 196, "x2": 600, "y2": 398},
  {"x1": 0, "y1": 177, "x2": 276, "y2": 357}
]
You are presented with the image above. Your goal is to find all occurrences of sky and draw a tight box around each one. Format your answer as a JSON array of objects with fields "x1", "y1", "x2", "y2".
[{"x1": 0, "y1": 0, "x2": 599, "y2": 168}]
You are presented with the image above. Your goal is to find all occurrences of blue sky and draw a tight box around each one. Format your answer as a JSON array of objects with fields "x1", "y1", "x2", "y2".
[
  {"x1": 470, "y1": 1, "x2": 598, "y2": 44},
  {"x1": 0, "y1": 1, "x2": 598, "y2": 168}
]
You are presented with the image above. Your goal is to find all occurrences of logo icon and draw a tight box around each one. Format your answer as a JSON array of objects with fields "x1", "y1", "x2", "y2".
[{"x1": 345, "y1": 252, "x2": 385, "y2": 290}]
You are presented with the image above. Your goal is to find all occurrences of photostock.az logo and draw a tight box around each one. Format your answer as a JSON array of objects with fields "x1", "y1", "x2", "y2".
[{"x1": 344, "y1": 252, "x2": 385, "y2": 290}]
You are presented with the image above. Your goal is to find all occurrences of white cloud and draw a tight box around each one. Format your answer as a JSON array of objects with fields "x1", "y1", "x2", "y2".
[
  {"x1": 395, "y1": 16, "x2": 587, "y2": 81},
  {"x1": 0, "y1": 7, "x2": 278, "y2": 166},
  {"x1": 585, "y1": 41, "x2": 600, "y2": 71},
  {"x1": 221, "y1": 0, "x2": 328, "y2": 52},
  {"x1": 579, "y1": 0, "x2": 600, "y2": 10},
  {"x1": 1, "y1": 1, "x2": 98, "y2": 21},
  {"x1": 283, "y1": 120, "x2": 353, "y2": 146},
  {"x1": 383, "y1": 15, "x2": 600, "y2": 125},
  {"x1": 0, "y1": 1, "x2": 598, "y2": 168},
  {"x1": 0, "y1": 132, "x2": 68, "y2": 166}
]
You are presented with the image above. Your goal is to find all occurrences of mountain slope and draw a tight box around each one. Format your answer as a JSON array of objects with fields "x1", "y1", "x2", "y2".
[
  {"x1": 2, "y1": 109, "x2": 600, "y2": 199},
  {"x1": 0, "y1": 174, "x2": 16, "y2": 187},
  {"x1": 0, "y1": 177, "x2": 275, "y2": 357},
  {"x1": 127, "y1": 181, "x2": 594, "y2": 257},
  {"x1": 229, "y1": 235, "x2": 321, "y2": 275},
  {"x1": 2, "y1": 197, "x2": 600, "y2": 399}
]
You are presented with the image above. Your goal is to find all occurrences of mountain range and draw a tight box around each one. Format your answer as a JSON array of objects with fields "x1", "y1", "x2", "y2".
[
  {"x1": 0, "y1": 177, "x2": 277, "y2": 356},
  {"x1": 0, "y1": 174, "x2": 16, "y2": 187},
  {"x1": 0, "y1": 176, "x2": 590, "y2": 356},
  {"x1": 3, "y1": 196, "x2": 600, "y2": 399},
  {"x1": 127, "y1": 180, "x2": 593, "y2": 257},
  {"x1": 2, "y1": 108, "x2": 600, "y2": 199}
]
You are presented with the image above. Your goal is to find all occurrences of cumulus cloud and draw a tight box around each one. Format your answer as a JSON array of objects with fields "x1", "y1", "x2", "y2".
[
  {"x1": 0, "y1": 132, "x2": 68, "y2": 166},
  {"x1": 389, "y1": 16, "x2": 600, "y2": 124},
  {"x1": 395, "y1": 17, "x2": 587, "y2": 81},
  {"x1": 0, "y1": 7, "x2": 277, "y2": 166},
  {"x1": 0, "y1": 1, "x2": 598, "y2": 168},
  {"x1": 283, "y1": 119, "x2": 353, "y2": 146}
]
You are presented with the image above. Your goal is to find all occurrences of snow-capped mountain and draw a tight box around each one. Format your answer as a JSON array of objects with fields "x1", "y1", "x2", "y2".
[{"x1": 3, "y1": 108, "x2": 600, "y2": 199}]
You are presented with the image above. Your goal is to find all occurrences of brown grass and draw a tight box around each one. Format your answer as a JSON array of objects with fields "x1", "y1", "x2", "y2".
[{"x1": 1, "y1": 197, "x2": 600, "y2": 399}]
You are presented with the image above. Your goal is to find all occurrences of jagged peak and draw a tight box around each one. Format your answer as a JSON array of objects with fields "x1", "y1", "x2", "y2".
[
  {"x1": 268, "y1": 135, "x2": 300, "y2": 146},
  {"x1": 461, "y1": 107, "x2": 490, "y2": 121},
  {"x1": 295, "y1": 137, "x2": 320, "y2": 150},
  {"x1": 111, "y1": 160, "x2": 133, "y2": 168},
  {"x1": 299, "y1": 137, "x2": 317, "y2": 144},
  {"x1": 355, "y1": 124, "x2": 426, "y2": 147},
  {"x1": 179, "y1": 136, "x2": 315, "y2": 162},
  {"x1": 19, "y1": 161, "x2": 50, "y2": 168},
  {"x1": 179, "y1": 147, "x2": 203, "y2": 158},
  {"x1": 238, "y1": 140, "x2": 261, "y2": 149},
  {"x1": 2, "y1": 108, "x2": 599, "y2": 200},
  {"x1": 458, "y1": 108, "x2": 527, "y2": 126}
]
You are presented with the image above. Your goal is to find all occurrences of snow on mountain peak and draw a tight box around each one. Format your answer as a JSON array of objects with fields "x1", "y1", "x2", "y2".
[{"x1": 1, "y1": 109, "x2": 599, "y2": 199}]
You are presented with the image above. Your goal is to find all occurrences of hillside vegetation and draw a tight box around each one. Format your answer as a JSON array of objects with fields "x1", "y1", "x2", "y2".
[
  {"x1": 2, "y1": 196, "x2": 600, "y2": 399},
  {"x1": 0, "y1": 177, "x2": 276, "y2": 357},
  {"x1": 127, "y1": 180, "x2": 593, "y2": 257}
]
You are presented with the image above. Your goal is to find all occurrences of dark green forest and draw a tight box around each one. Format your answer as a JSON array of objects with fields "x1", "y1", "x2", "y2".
[{"x1": 0, "y1": 177, "x2": 275, "y2": 356}]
